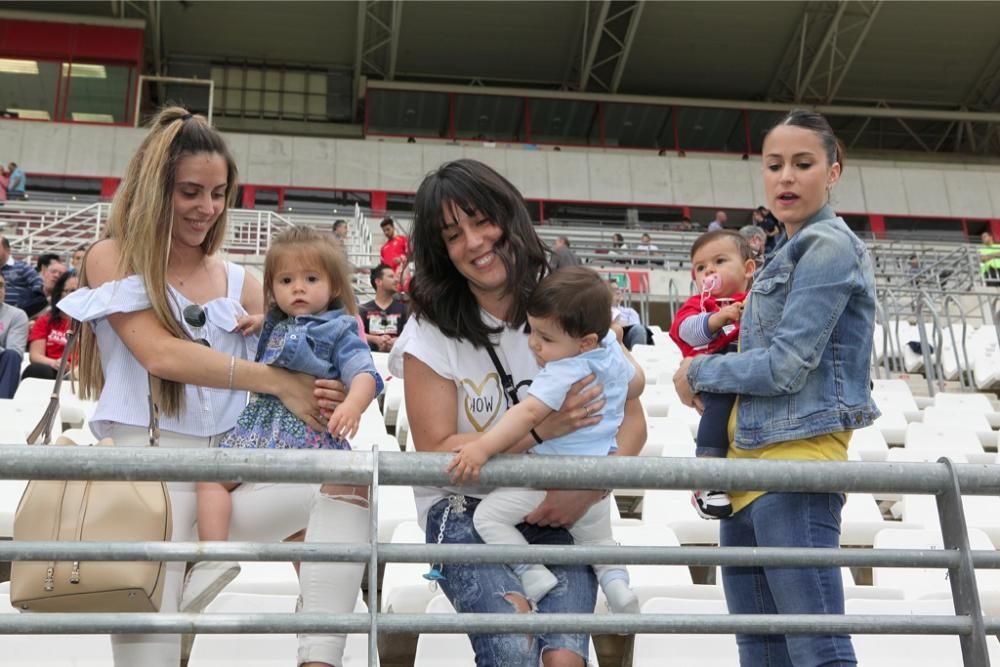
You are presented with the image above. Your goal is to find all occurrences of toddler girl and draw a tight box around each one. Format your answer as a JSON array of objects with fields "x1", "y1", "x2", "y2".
[{"x1": 181, "y1": 226, "x2": 382, "y2": 612}]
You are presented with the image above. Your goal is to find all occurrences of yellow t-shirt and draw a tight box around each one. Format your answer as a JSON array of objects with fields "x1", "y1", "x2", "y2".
[{"x1": 726, "y1": 399, "x2": 851, "y2": 514}]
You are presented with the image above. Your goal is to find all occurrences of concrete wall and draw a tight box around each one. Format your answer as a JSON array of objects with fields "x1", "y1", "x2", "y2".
[{"x1": 3, "y1": 120, "x2": 1000, "y2": 218}]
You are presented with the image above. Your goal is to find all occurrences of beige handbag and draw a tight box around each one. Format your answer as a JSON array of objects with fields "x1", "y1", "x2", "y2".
[{"x1": 10, "y1": 328, "x2": 173, "y2": 613}]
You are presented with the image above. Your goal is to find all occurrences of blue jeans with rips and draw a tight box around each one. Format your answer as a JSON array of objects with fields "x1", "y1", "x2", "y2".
[
  {"x1": 720, "y1": 492, "x2": 857, "y2": 667},
  {"x1": 425, "y1": 495, "x2": 596, "y2": 667}
]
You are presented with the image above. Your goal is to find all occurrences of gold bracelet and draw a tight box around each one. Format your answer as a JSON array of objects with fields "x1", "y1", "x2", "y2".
[{"x1": 227, "y1": 356, "x2": 236, "y2": 390}]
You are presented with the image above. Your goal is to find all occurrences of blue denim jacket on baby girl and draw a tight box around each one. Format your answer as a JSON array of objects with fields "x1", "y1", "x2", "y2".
[
  {"x1": 687, "y1": 204, "x2": 880, "y2": 449},
  {"x1": 257, "y1": 307, "x2": 384, "y2": 396}
]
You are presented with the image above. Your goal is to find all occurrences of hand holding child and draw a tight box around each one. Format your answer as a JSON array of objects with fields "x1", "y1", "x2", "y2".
[{"x1": 447, "y1": 442, "x2": 491, "y2": 484}]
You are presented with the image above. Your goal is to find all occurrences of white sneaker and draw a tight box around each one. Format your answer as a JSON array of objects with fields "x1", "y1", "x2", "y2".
[
  {"x1": 179, "y1": 561, "x2": 241, "y2": 613},
  {"x1": 520, "y1": 565, "x2": 558, "y2": 604},
  {"x1": 603, "y1": 578, "x2": 639, "y2": 614}
]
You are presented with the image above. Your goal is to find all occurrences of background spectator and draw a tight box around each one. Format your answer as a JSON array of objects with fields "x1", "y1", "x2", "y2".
[
  {"x1": 332, "y1": 219, "x2": 349, "y2": 244},
  {"x1": 359, "y1": 263, "x2": 408, "y2": 352},
  {"x1": 0, "y1": 162, "x2": 8, "y2": 202},
  {"x1": 21, "y1": 270, "x2": 77, "y2": 380},
  {"x1": 635, "y1": 232, "x2": 658, "y2": 252},
  {"x1": 549, "y1": 235, "x2": 581, "y2": 271},
  {"x1": 0, "y1": 235, "x2": 45, "y2": 316},
  {"x1": 757, "y1": 206, "x2": 784, "y2": 258},
  {"x1": 635, "y1": 232, "x2": 661, "y2": 266},
  {"x1": 35, "y1": 252, "x2": 62, "y2": 274},
  {"x1": 70, "y1": 245, "x2": 87, "y2": 273},
  {"x1": 0, "y1": 274, "x2": 28, "y2": 398},
  {"x1": 677, "y1": 216, "x2": 694, "y2": 232},
  {"x1": 6, "y1": 161, "x2": 25, "y2": 199},
  {"x1": 39, "y1": 257, "x2": 67, "y2": 310},
  {"x1": 979, "y1": 231, "x2": 1000, "y2": 286},
  {"x1": 739, "y1": 224, "x2": 767, "y2": 263},
  {"x1": 379, "y1": 216, "x2": 409, "y2": 273},
  {"x1": 707, "y1": 210, "x2": 727, "y2": 232},
  {"x1": 609, "y1": 279, "x2": 652, "y2": 350}
]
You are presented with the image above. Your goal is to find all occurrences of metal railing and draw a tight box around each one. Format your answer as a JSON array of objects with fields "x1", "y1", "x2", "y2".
[{"x1": 1, "y1": 447, "x2": 999, "y2": 666}]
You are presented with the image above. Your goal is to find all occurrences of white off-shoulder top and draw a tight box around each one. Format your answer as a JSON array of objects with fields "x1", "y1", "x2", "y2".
[{"x1": 59, "y1": 262, "x2": 258, "y2": 439}]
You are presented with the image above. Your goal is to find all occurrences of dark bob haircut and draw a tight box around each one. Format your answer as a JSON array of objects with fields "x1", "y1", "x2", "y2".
[{"x1": 409, "y1": 159, "x2": 548, "y2": 348}]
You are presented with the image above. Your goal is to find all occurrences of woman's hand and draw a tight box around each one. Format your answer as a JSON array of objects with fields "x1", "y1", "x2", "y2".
[
  {"x1": 525, "y1": 489, "x2": 604, "y2": 528},
  {"x1": 535, "y1": 374, "x2": 603, "y2": 441},
  {"x1": 673, "y1": 358, "x2": 704, "y2": 414},
  {"x1": 272, "y1": 368, "x2": 327, "y2": 432},
  {"x1": 314, "y1": 378, "x2": 347, "y2": 418}
]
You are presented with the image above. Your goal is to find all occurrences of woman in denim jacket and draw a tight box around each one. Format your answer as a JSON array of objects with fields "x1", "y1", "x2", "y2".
[{"x1": 675, "y1": 110, "x2": 879, "y2": 667}]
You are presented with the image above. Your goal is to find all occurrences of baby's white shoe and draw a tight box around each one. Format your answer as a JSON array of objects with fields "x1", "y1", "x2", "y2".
[
  {"x1": 603, "y1": 578, "x2": 639, "y2": 614},
  {"x1": 520, "y1": 565, "x2": 558, "y2": 604}
]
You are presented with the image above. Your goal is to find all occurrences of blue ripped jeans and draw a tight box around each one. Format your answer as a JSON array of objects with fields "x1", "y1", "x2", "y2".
[
  {"x1": 721, "y1": 492, "x2": 856, "y2": 667},
  {"x1": 425, "y1": 495, "x2": 597, "y2": 667}
]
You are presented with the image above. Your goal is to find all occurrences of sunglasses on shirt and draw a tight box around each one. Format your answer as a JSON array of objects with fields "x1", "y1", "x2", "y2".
[{"x1": 182, "y1": 304, "x2": 211, "y2": 347}]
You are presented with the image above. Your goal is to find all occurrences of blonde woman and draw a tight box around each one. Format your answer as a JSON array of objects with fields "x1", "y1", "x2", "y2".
[{"x1": 60, "y1": 107, "x2": 367, "y2": 667}]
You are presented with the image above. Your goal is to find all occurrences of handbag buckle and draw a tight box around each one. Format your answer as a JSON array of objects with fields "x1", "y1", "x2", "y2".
[{"x1": 70, "y1": 561, "x2": 81, "y2": 584}]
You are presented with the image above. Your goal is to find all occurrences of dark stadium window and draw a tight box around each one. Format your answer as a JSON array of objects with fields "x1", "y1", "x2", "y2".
[
  {"x1": 385, "y1": 193, "x2": 416, "y2": 213},
  {"x1": 745, "y1": 111, "x2": 787, "y2": 154},
  {"x1": 454, "y1": 95, "x2": 523, "y2": 142},
  {"x1": 282, "y1": 188, "x2": 371, "y2": 212},
  {"x1": 883, "y1": 216, "x2": 966, "y2": 242},
  {"x1": 530, "y1": 99, "x2": 600, "y2": 146},
  {"x1": 841, "y1": 215, "x2": 870, "y2": 235},
  {"x1": 20, "y1": 175, "x2": 101, "y2": 201},
  {"x1": 366, "y1": 88, "x2": 449, "y2": 138},
  {"x1": 602, "y1": 103, "x2": 674, "y2": 150},
  {"x1": 542, "y1": 201, "x2": 629, "y2": 226},
  {"x1": 676, "y1": 107, "x2": 746, "y2": 153}
]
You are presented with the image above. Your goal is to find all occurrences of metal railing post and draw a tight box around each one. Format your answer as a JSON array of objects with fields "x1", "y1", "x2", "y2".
[
  {"x1": 934, "y1": 457, "x2": 990, "y2": 666},
  {"x1": 368, "y1": 446, "x2": 379, "y2": 667}
]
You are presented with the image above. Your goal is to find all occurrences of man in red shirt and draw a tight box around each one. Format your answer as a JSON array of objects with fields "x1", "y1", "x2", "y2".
[{"x1": 379, "y1": 217, "x2": 409, "y2": 273}]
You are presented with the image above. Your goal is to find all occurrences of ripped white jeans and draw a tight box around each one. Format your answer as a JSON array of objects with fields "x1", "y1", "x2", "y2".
[{"x1": 106, "y1": 424, "x2": 367, "y2": 667}]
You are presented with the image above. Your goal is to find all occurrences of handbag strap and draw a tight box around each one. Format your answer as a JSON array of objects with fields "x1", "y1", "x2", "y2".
[
  {"x1": 484, "y1": 343, "x2": 543, "y2": 445},
  {"x1": 485, "y1": 344, "x2": 519, "y2": 407},
  {"x1": 26, "y1": 323, "x2": 161, "y2": 447}
]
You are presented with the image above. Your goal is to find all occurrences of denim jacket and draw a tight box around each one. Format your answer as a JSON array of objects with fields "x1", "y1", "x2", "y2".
[
  {"x1": 687, "y1": 205, "x2": 880, "y2": 449},
  {"x1": 257, "y1": 307, "x2": 384, "y2": 396}
]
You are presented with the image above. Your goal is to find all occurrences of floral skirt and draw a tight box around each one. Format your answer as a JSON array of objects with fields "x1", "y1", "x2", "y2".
[{"x1": 218, "y1": 394, "x2": 350, "y2": 450}]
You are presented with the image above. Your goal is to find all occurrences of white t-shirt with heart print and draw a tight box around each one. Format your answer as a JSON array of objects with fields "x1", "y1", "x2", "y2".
[{"x1": 388, "y1": 310, "x2": 541, "y2": 527}]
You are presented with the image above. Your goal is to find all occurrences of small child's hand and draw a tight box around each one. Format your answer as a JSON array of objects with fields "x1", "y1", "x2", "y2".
[
  {"x1": 235, "y1": 313, "x2": 265, "y2": 336},
  {"x1": 447, "y1": 444, "x2": 490, "y2": 484},
  {"x1": 717, "y1": 301, "x2": 744, "y2": 324},
  {"x1": 328, "y1": 403, "x2": 362, "y2": 440}
]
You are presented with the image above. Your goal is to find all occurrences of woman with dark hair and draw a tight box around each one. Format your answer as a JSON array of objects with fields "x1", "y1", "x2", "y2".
[
  {"x1": 674, "y1": 110, "x2": 878, "y2": 666},
  {"x1": 389, "y1": 158, "x2": 646, "y2": 666},
  {"x1": 21, "y1": 270, "x2": 78, "y2": 380}
]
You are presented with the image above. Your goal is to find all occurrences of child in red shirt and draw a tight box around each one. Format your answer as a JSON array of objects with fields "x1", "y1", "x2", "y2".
[{"x1": 669, "y1": 231, "x2": 756, "y2": 519}]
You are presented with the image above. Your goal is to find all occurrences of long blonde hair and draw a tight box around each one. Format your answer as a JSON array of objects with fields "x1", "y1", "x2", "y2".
[
  {"x1": 76, "y1": 106, "x2": 239, "y2": 415},
  {"x1": 263, "y1": 227, "x2": 357, "y2": 318}
]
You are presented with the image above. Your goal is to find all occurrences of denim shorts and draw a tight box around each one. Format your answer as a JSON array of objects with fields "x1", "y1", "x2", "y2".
[
  {"x1": 721, "y1": 492, "x2": 857, "y2": 667},
  {"x1": 425, "y1": 495, "x2": 597, "y2": 667}
]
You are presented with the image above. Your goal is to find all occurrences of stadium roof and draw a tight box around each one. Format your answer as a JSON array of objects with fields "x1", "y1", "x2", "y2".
[{"x1": 5, "y1": 1, "x2": 1000, "y2": 155}]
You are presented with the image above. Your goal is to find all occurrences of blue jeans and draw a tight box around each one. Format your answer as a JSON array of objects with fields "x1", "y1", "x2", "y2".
[
  {"x1": 720, "y1": 492, "x2": 856, "y2": 667},
  {"x1": 0, "y1": 349, "x2": 22, "y2": 399},
  {"x1": 425, "y1": 495, "x2": 596, "y2": 667}
]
